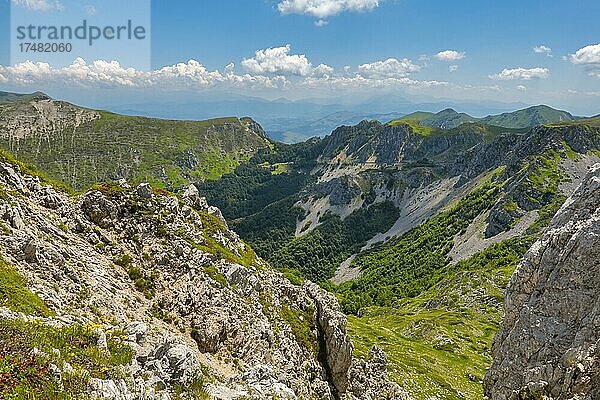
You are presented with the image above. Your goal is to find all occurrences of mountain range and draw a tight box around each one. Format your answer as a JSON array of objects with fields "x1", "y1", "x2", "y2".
[{"x1": 0, "y1": 90, "x2": 599, "y2": 399}]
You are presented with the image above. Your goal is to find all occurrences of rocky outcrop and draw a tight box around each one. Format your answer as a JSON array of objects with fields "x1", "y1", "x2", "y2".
[
  {"x1": 484, "y1": 163, "x2": 600, "y2": 399},
  {"x1": 305, "y1": 282, "x2": 354, "y2": 395},
  {"x1": 347, "y1": 346, "x2": 410, "y2": 400},
  {"x1": 0, "y1": 160, "x2": 406, "y2": 399}
]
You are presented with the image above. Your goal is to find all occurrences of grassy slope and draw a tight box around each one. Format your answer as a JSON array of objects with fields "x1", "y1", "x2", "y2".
[
  {"x1": 0, "y1": 255, "x2": 135, "y2": 398},
  {"x1": 482, "y1": 105, "x2": 575, "y2": 128},
  {"x1": 348, "y1": 239, "x2": 527, "y2": 399},
  {"x1": 0, "y1": 100, "x2": 270, "y2": 191},
  {"x1": 388, "y1": 119, "x2": 438, "y2": 136}
]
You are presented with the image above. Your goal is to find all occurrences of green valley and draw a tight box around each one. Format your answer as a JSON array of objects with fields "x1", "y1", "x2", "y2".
[{"x1": 1, "y1": 91, "x2": 599, "y2": 399}]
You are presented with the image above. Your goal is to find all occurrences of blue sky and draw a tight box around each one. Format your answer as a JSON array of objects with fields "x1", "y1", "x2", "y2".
[{"x1": 0, "y1": 0, "x2": 599, "y2": 115}]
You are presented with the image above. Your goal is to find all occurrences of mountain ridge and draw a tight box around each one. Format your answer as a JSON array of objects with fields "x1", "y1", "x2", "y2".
[{"x1": 0, "y1": 92, "x2": 271, "y2": 191}]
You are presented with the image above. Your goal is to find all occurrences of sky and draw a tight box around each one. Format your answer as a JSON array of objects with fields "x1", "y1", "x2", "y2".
[{"x1": 0, "y1": 0, "x2": 599, "y2": 115}]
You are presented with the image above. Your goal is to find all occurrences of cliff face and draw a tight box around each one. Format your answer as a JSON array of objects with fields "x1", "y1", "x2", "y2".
[
  {"x1": 484, "y1": 164, "x2": 600, "y2": 399},
  {"x1": 0, "y1": 159, "x2": 407, "y2": 400}
]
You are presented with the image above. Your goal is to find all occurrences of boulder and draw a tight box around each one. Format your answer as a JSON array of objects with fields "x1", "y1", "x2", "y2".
[{"x1": 82, "y1": 191, "x2": 118, "y2": 228}]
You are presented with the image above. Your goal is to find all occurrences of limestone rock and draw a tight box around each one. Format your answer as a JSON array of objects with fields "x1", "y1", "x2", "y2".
[
  {"x1": 145, "y1": 336, "x2": 201, "y2": 385},
  {"x1": 136, "y1": 183, "x2": 153, "y2": 199},
  {"x1": 0, "y1": 161, "x2": 407, "y2": 399},
  {"x1": 305, "y1": 281, "x2": 353, "y2": 395},
  {"x1": 484, "y1": 163, "x2": 600, "y2": 399},
  {"x1": 82, "y1": 191, "x2": 118, "y2": 228}
]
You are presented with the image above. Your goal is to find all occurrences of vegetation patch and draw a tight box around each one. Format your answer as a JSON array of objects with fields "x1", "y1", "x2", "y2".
[
  {"x1": 347, "y1": 238, "x2": 531, "y2": 400},
  {"x1": 0, "y1": 319, "x2": 133, "y2": 399},
  {"x1": 172, "y1": 375, "x2": 210, "y2": 400},
  {"x1": 270, "y1": 201, "x2": 400, "y2": 282},
  {"x1": 388, "y1": 119, "x2": 437, "y2": 136},
  {"x1": 280, "y1": 303, "x2": 318, "y2": 355},
  {"x1": 336, "y1": 184, "x2": 501, "y2": 313},
  {"x1": 0, "y1": 257, "x2": 54, "y2": 317}
]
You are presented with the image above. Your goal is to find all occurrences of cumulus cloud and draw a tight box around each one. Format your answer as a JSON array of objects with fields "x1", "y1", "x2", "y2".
[
  {"x1": 0, "y1": 58, "x2": 288, "y2": 89},
  {"x1": 358, "y1": 58, "x2": 421, "y2": 79},
  {"x1": 0, "y1": 56, "x2": 451, "y2": 96},
  {"x1": 489, "y1": 67, "x2": 549, "y2": 80},
  {"x1": 11, "y1": 0, "x2": 63, "y2": 11},
  {"x1": 533, "y1": 45, "x2": 552, "y2": 56},
  {"x1": 242, "y1": 45, "x2": 313, "y2": 76},
  {"x1": 449, "y1": 65, "x2": 458, "y2": 72},
  {"x1": 516, "y1": 85, "x2": 527, "y2": 91},
  {"x1": 436, "y1": 50, "x2": 465, "y2": 62},
  {"x1": 314, "y1": 19, "x2": 329, "y2": 27},
  {"x1": 278, "y1": 0, "x2": 379, "y2": 18},
  {"x1": 569, "y1": 44, "x2": 600, "y2": 77},
  {"x1": 313, "y1": 63, "x2": 335, "y2": 77}
]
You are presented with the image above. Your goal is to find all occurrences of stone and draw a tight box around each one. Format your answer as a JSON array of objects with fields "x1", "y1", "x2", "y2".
[
  {"x1": 82, "y1": 191, "x2": 118, "y2": 228},
  {"x1": 95, "y1": 328, "x2": 108, "y2": 350},
  {"x1": 126, "y1": 321, "x2": 148, "y2": 345},
  {"x1": 136, "y1": 183, "x2": 152, "y2": 199},
  {"x1": 304, "y1": 281, "x2": 353, "y2": 395},
  {"x1": 484, "y1": 164, "x2": 600, "y2": 400},
  {"x1": 146, "y1": 336, "x2": 200, "y2": 385}
]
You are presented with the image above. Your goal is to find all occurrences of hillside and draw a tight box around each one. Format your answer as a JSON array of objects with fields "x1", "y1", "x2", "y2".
[
  {"x1": 398, "y1": 105, "x2": 577, "y2": 130},
  {"x1": 0, "y1": 152, "x2": 406, "y2": 400},
  {"x1": 0, "y1": 93, "x2": 271, "y2": 191},
  {"x1": 485, "y1": 163, "x2": 600, "y2": 399},
  {"x1": 1, "y1": 91, "x2": 598, "y2": 399},
  {"x1": 198, "y1": 118, "x2": 600, "y2": 398}
]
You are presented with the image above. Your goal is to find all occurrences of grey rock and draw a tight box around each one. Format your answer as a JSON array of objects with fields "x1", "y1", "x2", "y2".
[
  {"x1": 182, "y1": 184, "x2": 209, "y2": 211},
  {"x1": 136, "y1": 183, "x2": 152, "y2": 199},
  {"x1": 95, "y1": 328, "x2": 108, "y2": 350},
  {"x1": 126, "y1": 321, "x2": 148, "y2": 345},
  {"x1": 82, "y1": 191, "x2": 118, "y2": 228},
  {"x1": 347, "y1": 345, "x2": 412, "y2": 400},
  {"x1": 485, "y1": 164, "x2": 600, "y2": 400},
  {"x1": 305, "y1": 281, "x2": 353, "y2": 395},
  {"x1": 146, "y1": 336, "x2": 200, "y2": 385}
]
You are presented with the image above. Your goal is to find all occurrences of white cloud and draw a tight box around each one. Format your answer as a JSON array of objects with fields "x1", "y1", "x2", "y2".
[
  {"x1": 358, "y1": 58, "x2": 420, "y2": 78},
  {"x1": 242, "y1": 45, "x2": 313, "y2": 76},
  {"x1": 0, "y1": 56, "x2": 450, "y2": 95},
  {"x1": 449, "y1": 65, "x2": 458, "y2": 72},
  {"x1": 533, "y1": 45, "x2": 552, "y2": 56},
  {"x1": 436, "y1": 50, "x2": 465, "y2": 62},
  {"x1": 11, "y1": 0, "x2": 63, "y2": 11},
  {"x1": 278, "y1": 0, "x2": 379, "y2": 18},
  {"x1": 516, "y1": 85, "x2": 527, "y2": 91},
  {"x1": 315, "y1": 19, "x2": 329, "y2": 27},
  {"x1": 569, "y1": 44, "x2": 600, "y2": 77},
  {"x1": 0, "y1": 58, "x2": 287, "y2": 89},
  {"x1": 489, "y1": 67, "x2": 549, "y2": 80},
  {"x1": 569, "y1": 44, "x2": 600, "y2": 64},
  {"x1": 302, "y1": 74, "x2": 448, "y2": 91},
  {"x1": 313, "y1": 63, "x2": 335, "y2": 77}
]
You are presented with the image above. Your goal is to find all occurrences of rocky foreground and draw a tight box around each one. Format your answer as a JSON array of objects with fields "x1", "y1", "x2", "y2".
[
  {"x1": 0, "y1": 159, "x2": 408, "y2": 400},
  {"x1": 485, "y1": 164, "x2": 600, "y2": 399}
]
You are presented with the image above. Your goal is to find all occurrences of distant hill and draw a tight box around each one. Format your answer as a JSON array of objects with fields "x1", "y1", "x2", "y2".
[
  {"x1": 481, "y1": 105, "x2": 576, "y2": 127},
  {"x1": 398, "y1": 105, "x2": 579, "y2": 130},
  {"x1": 0, "y1": 90, "x2": 50, "y2": 103}
]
